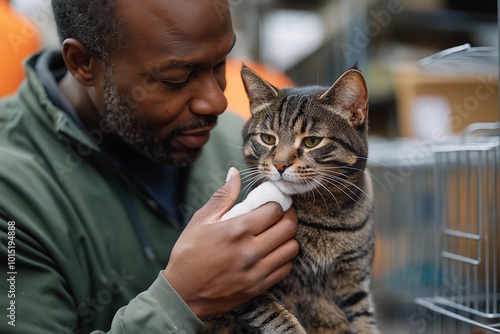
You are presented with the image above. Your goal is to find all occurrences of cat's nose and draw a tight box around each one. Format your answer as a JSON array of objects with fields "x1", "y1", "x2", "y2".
[{"x1": 273, "y1": 160, "x2": 290, "y2": 174}]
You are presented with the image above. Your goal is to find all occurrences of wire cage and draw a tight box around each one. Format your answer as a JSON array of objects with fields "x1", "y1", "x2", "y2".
[
  {"x1": 365, "y1": 41, "x2": 500, "y2": 333},
  {"x1": 416, "y1": 124, "x2": 500, "y2": 333}
]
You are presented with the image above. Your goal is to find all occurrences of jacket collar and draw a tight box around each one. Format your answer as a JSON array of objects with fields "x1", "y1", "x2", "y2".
[{"x1": 23, "y1": 50, "x2": 104, "y2": 153}]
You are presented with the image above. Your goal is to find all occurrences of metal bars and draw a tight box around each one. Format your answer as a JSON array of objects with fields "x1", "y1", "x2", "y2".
[{"x1": 417, "y1": 139, "x2": 500, "y2": 332}]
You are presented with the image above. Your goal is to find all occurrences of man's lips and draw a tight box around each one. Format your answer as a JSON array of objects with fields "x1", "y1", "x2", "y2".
[{"x1": 171, "y1": 124, "x2": 216, "y2": 150}]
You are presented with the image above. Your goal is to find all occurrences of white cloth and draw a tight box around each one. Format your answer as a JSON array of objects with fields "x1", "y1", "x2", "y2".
[{"x1": 221, "y1": 181, "x2": 292, "y2": 221}]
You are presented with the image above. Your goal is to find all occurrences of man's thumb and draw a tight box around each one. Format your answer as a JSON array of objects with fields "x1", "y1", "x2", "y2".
[{"x1": 196, "y1": 167, "x2": 241, "y2": 222}]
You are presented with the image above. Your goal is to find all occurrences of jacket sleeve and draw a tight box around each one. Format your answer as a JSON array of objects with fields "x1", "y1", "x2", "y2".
[
  {"x1": 0, "y1": 216, "x2": 204, "y2": 334},
  {"x1": 0, "y1": 216, "x2": 81, "y2": 333},
  {"x1": 96, "y1": 272, "x2": 205, "y2": 334}
]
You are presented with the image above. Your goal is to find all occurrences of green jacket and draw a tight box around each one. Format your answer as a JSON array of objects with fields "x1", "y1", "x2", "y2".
[{"x1": 0, "y1": 52, "x2": 246, "y2": 333}]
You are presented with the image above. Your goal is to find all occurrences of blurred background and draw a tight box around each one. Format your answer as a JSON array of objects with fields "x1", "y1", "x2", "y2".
[
  {"x1": 229, "y1": 2, "x2": 500, "y2": 332},
  {"x1": 227, "y1": 0, "x2": 498, "y2": 138},
  {"x1": 3, "y1": 0, "x2": 498, "y2": 137},
  {"x1": 3, "y1": 0, "x2": 499, "y2": 333}
]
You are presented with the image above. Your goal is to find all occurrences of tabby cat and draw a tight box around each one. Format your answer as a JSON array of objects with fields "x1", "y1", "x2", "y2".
[{"x1": 204, "y1": 66, "x2": 378, "y2": 334}]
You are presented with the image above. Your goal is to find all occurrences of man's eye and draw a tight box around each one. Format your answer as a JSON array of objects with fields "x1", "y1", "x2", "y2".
[
  {"x1": 162, "y1": 79, "x2": 189, "y2": 89},
  {"x1": 261, "y1": 134, "x2": 276, "y2": 145},
  {"x1": 161, "y1": 73, "x2": 192, "y2": 89}
]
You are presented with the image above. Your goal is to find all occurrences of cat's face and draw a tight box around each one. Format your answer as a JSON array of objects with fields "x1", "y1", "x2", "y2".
[{"x1": 241, "y1": 66, "x2": 369, "y2": 196}]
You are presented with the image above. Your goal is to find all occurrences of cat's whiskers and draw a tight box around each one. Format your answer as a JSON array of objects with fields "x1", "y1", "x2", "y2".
[
  {"x1": 228, "y1": 162, "x2": 254, "y2": 172},
  {"x1": 317, "y1": 174, "x2": 370, "y2": 209},
  {"x1": 238, "y1": 165, "x2": 260, "y2": 172},
  {"x1": 238, "y1": 166, "x2": 260, "y2": 176},
  {"x1": 315, "y1": 169, "x2": 349, "y2": 179},
  {"x1": 353, "y1": 155, "x2": 392, "y2": 169},
  {"x1": 318, "y1": 168, "x2": 382, "y2": 214},
  {"x1": 317, "y1": 165, "x2": 359, "y2": 172},
  {"x1": 238, "y1": 167, "x2": 261, "y2": 180},
  {"x1": 310, "y1": 178, "x2": 339, "y2": 211},
  {"x1": 225, "y1": 143, "x2": 244, "y2": 149},
  {"x1": 238, "y1": 169, "x2": 262, "y2": 181},
  {"x1": 240, "y1": 173, "x2": 262, "y2": 184},
  {"x1": 237, "y1": 167, "x2": 263, "y2": 187},
  {"x1": 317, "y1": 171, "x2": 375, "y2": 205},
  {"x1": 304, "y1": 179, "x2": 317, "y2": 206},
  {"x1": 319, "y1": 172, "x2": 379, "y2": 206},
  {"x1": 305, "y1": 178, "x2": 322, "y2": 208},
  {"x1": 321, "y1": 175, "x2": 381, "y2": 217},
  {"x1": 350, "y1": 155, "x2": 399, "y2": 194},
  {"x1": 319, "y1": 165, "x2": 389, "y2": 195},
  {"x1": 296, "y1": 177, "x2": 314, "y2": 195},
  {"x1": 316, "y1": 174, "x2": 364, "y2": 208},
  {"x1": 316, "y1": 62, "x2": 321, "y2": 87},
  {"x1": 242, "y1": 175, "x2": 267, "y2": 199}
]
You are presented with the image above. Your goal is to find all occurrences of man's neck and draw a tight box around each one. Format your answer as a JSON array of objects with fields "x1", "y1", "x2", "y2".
[
  {"x1": 58, "y1": 72, "x2": 141, "y2": 155},
  {"x1": 58, "y1": 72, "x2": 100, "y2": 131}
]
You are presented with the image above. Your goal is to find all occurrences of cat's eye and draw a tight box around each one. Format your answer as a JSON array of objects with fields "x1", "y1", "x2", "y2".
[
  {"x1": 261, "y1": 134, "x2": 276, "y2": 145},
  {"x1": 303, "y1": 137, "x2": 322, "y2": 148}
]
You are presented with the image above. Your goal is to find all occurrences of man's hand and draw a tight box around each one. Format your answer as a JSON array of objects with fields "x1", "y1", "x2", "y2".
[{"x1": 163, "y1": 167, "x2": 299, "y2": 321}]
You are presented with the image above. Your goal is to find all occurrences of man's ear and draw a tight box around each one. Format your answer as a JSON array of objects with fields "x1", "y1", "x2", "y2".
[{"x1": 61, "y1": 38, "x2": 101, "y2": 87}]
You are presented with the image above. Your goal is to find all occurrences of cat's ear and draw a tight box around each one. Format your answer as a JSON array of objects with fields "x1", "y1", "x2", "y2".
[
  {"x1": 320, "y1": 69, "x2": 368, "y2": 127},
  {"x1": 241, "y1": 66, "x2": 279, "y2": 115}
]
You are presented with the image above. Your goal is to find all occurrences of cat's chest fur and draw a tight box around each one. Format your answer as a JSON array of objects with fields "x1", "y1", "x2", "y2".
[{"x1": 282, "y1": 172, "x2": 374, "y2": 290}]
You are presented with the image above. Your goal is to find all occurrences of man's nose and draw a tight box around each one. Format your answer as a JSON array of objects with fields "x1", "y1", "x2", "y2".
[{"x1": 190, "y1": 75, "x2": 227, "y2": 116}]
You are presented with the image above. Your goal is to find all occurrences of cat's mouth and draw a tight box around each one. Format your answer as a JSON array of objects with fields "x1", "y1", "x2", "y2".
[{"x1": 273, "y1": 178, "x2": 315, "y2": 195}]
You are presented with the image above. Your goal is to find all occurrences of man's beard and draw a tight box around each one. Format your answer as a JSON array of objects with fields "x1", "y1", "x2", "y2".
[{"x1": 101, "y1": 70, "x2": 216, "y2": 166}]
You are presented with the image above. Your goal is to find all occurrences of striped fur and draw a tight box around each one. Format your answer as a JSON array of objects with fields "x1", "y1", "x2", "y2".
[{"x1": 204, "y1": 67, "x2": 378, "y2": 334}]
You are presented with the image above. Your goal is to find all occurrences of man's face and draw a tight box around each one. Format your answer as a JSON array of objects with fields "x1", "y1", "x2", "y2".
[{"x1": 98, "y1": 0, "x2": 235, "y2": 166}]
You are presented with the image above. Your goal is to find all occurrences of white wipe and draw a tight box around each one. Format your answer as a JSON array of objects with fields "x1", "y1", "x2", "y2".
[{"x1": 221, "y1": 181, "x2": 292, "y2": 221}]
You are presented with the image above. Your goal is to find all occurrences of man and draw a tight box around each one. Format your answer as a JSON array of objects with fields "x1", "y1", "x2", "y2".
[{"x1": 0, "y1": 0, "x2": 299, "y2": 332}]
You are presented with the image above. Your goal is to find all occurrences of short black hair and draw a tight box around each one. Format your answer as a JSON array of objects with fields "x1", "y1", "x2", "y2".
[{"x1": 51, "y1": 0, "x2": 122, "y2": 61}]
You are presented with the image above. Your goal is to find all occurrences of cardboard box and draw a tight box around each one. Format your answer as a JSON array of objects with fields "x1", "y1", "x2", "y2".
[{"x1": 393, "y1": 62, "x2": 499, "y2": 138}]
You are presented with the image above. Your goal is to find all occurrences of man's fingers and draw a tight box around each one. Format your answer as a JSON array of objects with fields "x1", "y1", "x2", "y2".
[
  {"x1": 253, "y1": 238, "x2": 299, "y2": 293},
  {"x1": 231, "y1": 202, "x2": 286, "y2": 236},
  {"x1": 254, "y1": 207, "x2": 298, "y2": 256},
  {"x1": 263, "y1": 238, "x2": 300, "y2": 274},
  {"x1": 263, "y1": 262, "x2": 293, "y2": 291},
  {"x1": 193, "y1": 167, "x2": 241, "y2": 224}
]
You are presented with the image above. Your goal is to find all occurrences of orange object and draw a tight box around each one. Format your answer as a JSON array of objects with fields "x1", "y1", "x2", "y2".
[
  {"x1": 224, "y1": 58, "x2": 295, "y2": 120},
  {"x1": 0, "y1": 0, "x2": 41, "y2": 97}
]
